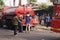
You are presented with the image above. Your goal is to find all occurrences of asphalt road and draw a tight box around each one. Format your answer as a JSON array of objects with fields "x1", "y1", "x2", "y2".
[
  {"x1": 0, "y1": 11, "x2": 60, "y2": 40},
  {"x1": 0, "y1": 28, "x2": 60, "y2": 40}
]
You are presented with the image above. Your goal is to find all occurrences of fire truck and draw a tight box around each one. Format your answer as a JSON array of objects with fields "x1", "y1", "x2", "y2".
[
  {"x1": 2, "y1": 0, "x2": 35, "y2": 29},
  {"x1": 2, "y1": 5, "x2": 35, "y2": 30},
  {"x1": 51, "y1": 0, "x2": 60, "y2": 33}
]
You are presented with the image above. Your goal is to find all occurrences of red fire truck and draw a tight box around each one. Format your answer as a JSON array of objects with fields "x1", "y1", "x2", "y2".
[
  {"x1": 51, "y1": 0, "x2": 60, "y2": 33},
  {"x1": 2, "y1": 5, "x2": 35, "y2": 29},
  {"x1": 2, "y1": 6, "x2": 17, "y2": 29}
]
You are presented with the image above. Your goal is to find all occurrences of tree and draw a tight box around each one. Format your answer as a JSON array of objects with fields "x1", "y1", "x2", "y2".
[
  {"x1": 0, "y1": 0, "x2": 4, "y2": 6},
  {"x1": 28, "y1": 0, "x2": 36, "y2": 4},
  {"x1": 38, "y1": 3, "x2": 49, "y2": 9},
  {"x1": 30, "y1": 0, "x2": 36, "y2": 2},
  {"x1": 50, "y1": 0, "x2": 54, "y2": 2}
]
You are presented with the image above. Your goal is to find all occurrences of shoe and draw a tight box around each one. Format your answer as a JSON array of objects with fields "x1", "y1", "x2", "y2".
[
  {"x1": 19, "y1": 31, "x2": 23, "y2": 33},
  {"x1": 14, "y1": 34, "x2": 18, "y2": 37},
  {"x1": 14, "y1": 33, "x2": 17, "y2": 35},
  {"x1": 19, "y1": 31, "x2": 22, "y2": 33}
]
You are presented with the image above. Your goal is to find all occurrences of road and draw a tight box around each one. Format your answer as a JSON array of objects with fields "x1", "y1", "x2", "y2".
[
  {"x1": 0, "y1": 11, "x2": 60, "y2": 40},
  {"x1": 0, "y1": 28, "x2": 60, "y2": 40}
]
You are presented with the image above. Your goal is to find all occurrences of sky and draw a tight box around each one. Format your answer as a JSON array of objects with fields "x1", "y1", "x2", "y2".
[
  {"x1": 3, "y1": 0, "x2": 28, "y2": 6},
  {"x1": 3, "y1": 0, "x2": 19, "y2": 6},
  {"x1": 37, "y1": 0, "x2": 50, "y2": 3},
  {"x1": 3, "y1": 0, "x2": 53, "y2": 6},
  {"x1": 36, "y1": 0, "x2": 53, "y2": 5},
  {"x1": 3, "y1": 0, "x2": 13, "y2": 6}
]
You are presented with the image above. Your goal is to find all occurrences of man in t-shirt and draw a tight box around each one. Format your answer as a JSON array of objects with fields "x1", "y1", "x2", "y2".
[{"x1": 26, "y1": 13, "x2": 31, "y2": 32}]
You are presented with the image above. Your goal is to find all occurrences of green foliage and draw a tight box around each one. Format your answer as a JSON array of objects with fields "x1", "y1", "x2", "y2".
[
  {"x1": 0, "y1": 0, "x2": 4, "y2": 6},
  {"x1": 30, "y1": 0, "x2": 36, "y2": 2},
  {"x1": 0, "y1": 0, "x2": 4, "y2": 8},
  {"x1": 29, "y1": 0, "x2": 36, "y2": 4},
  {"x1": 50, "y1": 0, "x2": 53, "y2": 2},
  {"x1": 38, "y1": 3, "x2": 49, "y2": 9}
]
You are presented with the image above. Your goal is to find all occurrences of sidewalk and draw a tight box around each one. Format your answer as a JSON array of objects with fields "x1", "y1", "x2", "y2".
[{"x1": 34, "y1": 24, "x2": 52, "y2": 30}]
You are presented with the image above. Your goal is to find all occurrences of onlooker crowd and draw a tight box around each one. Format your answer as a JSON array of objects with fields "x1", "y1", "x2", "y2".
[{"x1": 39, "y1": 14, "x2": 51, "y2": 27}]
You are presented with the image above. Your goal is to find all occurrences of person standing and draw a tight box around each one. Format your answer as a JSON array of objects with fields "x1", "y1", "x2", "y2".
[
  {"x1": 46, "y1": 14, "x2": 51, "y2": 27},
  {"x1": 12, "y1": 14, "x2": 20, "y2": 35},
  {"x1": 18, "y1": 14, "x2": 23, "y2": 33},
  {"x1": 26, "y1": 13, "x2": 31, "y2": 32},
  {"x1": 40, "y1": 14, "x2": 45, "y2": 26}
]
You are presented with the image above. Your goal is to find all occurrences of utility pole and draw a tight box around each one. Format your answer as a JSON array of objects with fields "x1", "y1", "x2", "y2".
[
  {"x1": 19, "y1": 0, "x2": 21, "y2": 5},
  {"x1": 13, "y1": 0, "x2": 15, "y2": 6}
]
